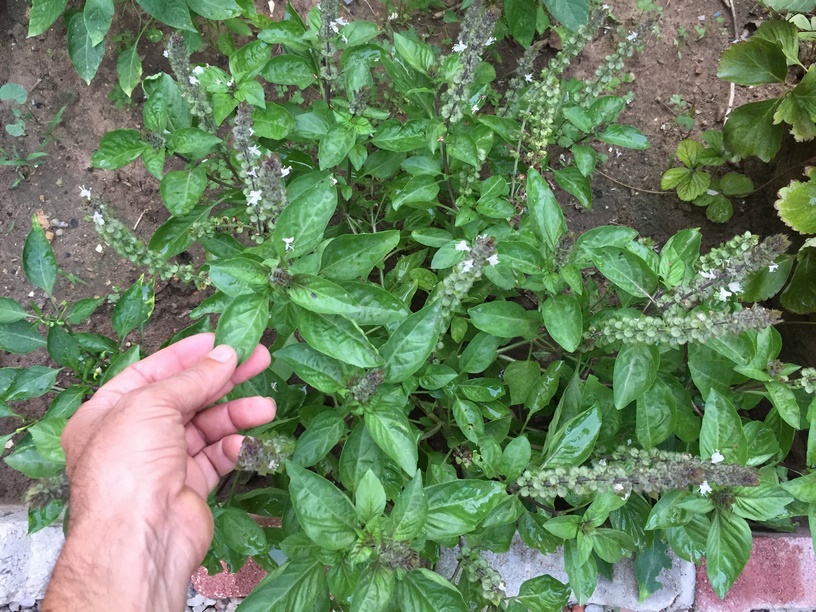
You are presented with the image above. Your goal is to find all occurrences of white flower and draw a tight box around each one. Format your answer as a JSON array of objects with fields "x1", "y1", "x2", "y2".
[
  {"x1": 455, "y1": 240, "x2": 471, "y2": 252},
  {"x1": 283, "y1": 236, "x2": 295, "y2": 252},
  {"x1": 627, "y1": 31, "x2": 639, "y2": 41},
  {"x1": 717, "y1": 286, "x2": 733, "y2": 301},
  {"x1": 524, "y1": 73, "x2": 533, "y2": 82},
  {"x1": 330, "y1": 16, "x2": 348, "y2": 32},
  {"x1": 699, "y1": 270, "x2": 716, "y2": 280},
  {"x1": 485, "y1": 36, "x2": 496, "y2": 46},
  {"x1": 487, "y1": 254, "x2": 499, "y2": 266},
  {"x1": 706, "y1": 189, "x2": 719, "y2": 196},
  {"x1": 246, "y1": 168, "x2": 257, "y2": 178},
  {"x1": 699, "y1": 481, "x2": 713, "y2": 496},
  {"x1": 189, "y1": 75, "x2": 199, "y2": 85},
  {"x1": 711, "y1": 450, "x2": 725, "y2": 464},
  {"x1": 613, "y1": 483, "x2": 626, "y2": 494},
  {"x1": 249, "y1": 127, "x2": 255, "y2": 136},
  {"x1": 226, "y1": 79, "x2": 234, "y2": 87},
  {"x1": 79, "y1": 185, "x2": 92, "y2": 199},
  {"x1": 602, "y1": 3, "x2": 610, "y2": 8},
  {"x1": 247, "y1": 190, "x2": 263, "y2": 206},
  {"x1": 461, "y1": 259, "x2": 474, "y2": 273},
  {"x1": 341, "y1": 35, "x2": 348, "y2": 44},
  {"x1": 452, "y1": 42, "x2": 467, "y2": 53},
  {"x1": 728, "y1": 281, "x2": 742, "y2": 294},
  {"x1": 471, "y1": 104, "x2": 479, "y2": 113},
  {"x1": 769, "y1": 262, "x2": 779, "y2": 272},
  {"x1": 330, "y1": 176, "x2": 338, "y2": 185},
  {"x1": 270, "y1": 382, "x2": 277, "y2": 391},
  {"x1": 248, "y1": 144, "x2": 261, "y2": 157},
  {"x1": 162, "y1": 50, "x2": 169, "y2": 58},
  {"x1": 192, "y1": 66, "x2": 205, "y2": 75},
  {"x1": 389, "y1": 11, "x2": 398, "y2": 19},
  {"x1": 92, "y1": 210, "x2": 105, "y2": 226},
  {"x1": 281, "y1": 166, "x2": 292, "y2": 177}
]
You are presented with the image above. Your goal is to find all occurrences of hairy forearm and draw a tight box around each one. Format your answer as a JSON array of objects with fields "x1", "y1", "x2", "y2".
[{"x1": 42, "y1": 512, "x2": 189, "y2": 612}]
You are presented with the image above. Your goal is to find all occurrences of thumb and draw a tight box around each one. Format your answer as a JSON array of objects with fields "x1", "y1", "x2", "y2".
[{"x1": 146, "y1": 344, "x2": 239, "y2": 420}]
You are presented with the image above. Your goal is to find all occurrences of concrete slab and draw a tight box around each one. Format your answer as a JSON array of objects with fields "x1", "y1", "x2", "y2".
[
  {"x1": 695, "y1": 532, "x2": 816, "y2": 612},
  {"x1": 435, "y1": 535, "x2": 696, "y2": 612},
  {"x1": 0, "y1": 506, "x2": 63, "y2": 604}
]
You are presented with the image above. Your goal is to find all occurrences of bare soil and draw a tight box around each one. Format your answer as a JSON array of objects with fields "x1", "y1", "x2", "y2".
[{"x1": 1, "y1": 0, "x2": 813, "y2": 502}]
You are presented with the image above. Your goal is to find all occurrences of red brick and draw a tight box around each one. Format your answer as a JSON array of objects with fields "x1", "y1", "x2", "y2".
[
  {"x1": 191, "y1": 558, "x2": 267, "y2": 598},
  {"x1": 696, "y1": 533, "x2": 816, "y2": 611}
]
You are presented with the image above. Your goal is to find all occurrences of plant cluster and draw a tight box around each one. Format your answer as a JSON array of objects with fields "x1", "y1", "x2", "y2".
[{"x1": 3, "y1": 0, "x2": 816, "y2": 610}]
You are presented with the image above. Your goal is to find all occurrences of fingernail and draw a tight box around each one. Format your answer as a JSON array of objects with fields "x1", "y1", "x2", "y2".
[{"x1": 208, "y1": 345, "x2": 235, "y2": 363}]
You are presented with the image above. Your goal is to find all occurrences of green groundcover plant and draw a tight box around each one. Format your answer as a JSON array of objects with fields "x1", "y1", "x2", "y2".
[{"x1": 4, "y1": 1, "x2": 816, "y2": 609}]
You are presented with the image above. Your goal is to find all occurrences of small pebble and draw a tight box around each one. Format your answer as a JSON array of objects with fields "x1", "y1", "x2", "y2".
[{"x1": 55, "y1": 229, "x2": 64, "y2": 237}]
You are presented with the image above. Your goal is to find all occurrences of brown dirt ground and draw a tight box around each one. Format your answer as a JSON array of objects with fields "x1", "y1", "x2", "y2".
[{"x1": 0, "y1": 0, "x2": 813, "y2": 502}]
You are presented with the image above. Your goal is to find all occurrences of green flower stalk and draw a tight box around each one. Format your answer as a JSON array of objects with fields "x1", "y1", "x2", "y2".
[
  {"x1": 317, "y1": 0, "x2": 342, "y2": 102},
  {"x1": 517, "y1": 446, "x2": 759, "y2": 500},
  {"x1": 584, "y1": 304, "x2": 782, "y2": 349},
  {"x1": 577, "y1": 20, "x2": 653, "y2": 105},
  {"x1": 26, "y1": 472, "x2": 69, "y2": 509},
  {"x1": 236, "y1": 434, "x2": 296, "y2": 475},
  {"x1": 232, "y1": 104, "x2": 291, "y2": 242},
  {"x1": 431, "y1": 235, "x2": 499, "y2": 322},
  {"x1": 87, "y1": 197, "x2": 205, "y2": 286},
  {"x1": 657, "y1": 233, "x2": 790, "y2": 309},
  {"x1": 459, "y1": 546, "x2": 506, "y2": 606},
  {"x1": 521, "y1": 73, "x2": 561, "y2": 163},
  {"x1": 440, "y1": 0, "x2": 500, "y2": 124},
  {"x1": 165, "y1": 33, "x2": 214, "y2": 131},
  {"x1": 545, "y1": 5, "x2": 610, "y2": 77},
  {"x1": 349, "y1": 369, "x2": 384, "y2": 404},
  {"x1": 795, "y1": 367, "x2": 816, "y2": 393}
]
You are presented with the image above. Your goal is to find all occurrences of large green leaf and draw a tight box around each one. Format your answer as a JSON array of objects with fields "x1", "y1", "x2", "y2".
[
  {"x1": 112, "y1": 275, "x2": 154, "y2": 340},
  {"x1": 351, "y1": 564, "x2": 395, "y2": 612},
  {"x1": 553, "y1": 167, "x2": 592, "y2": 209},
  {"x1": 214, "y1": 293, "x2": 269, "y2": 363},
  {"x1": 391, "y1": 472, "x2": 428, "y2": 542},
  {"x1": 380, "y1": 302, "x2": 444, "y2": 383},
  {"x1": 0, "y1": 322, "x2": 46, "y2": 354},
  {"x1": 252, "y1": 104, "x2": 295, "y2": 140},
  {"x1": 636, "y1": 378, "x2": 676, "y2": 449},
  {"x1": 776, "y1": 171, "x2": 816, "y2": 234},
  {"x1": 67, "y1": 10, "x2": 106, "y2": 85},
  {"x1": 527, "y1": 170, "x2": 566, "y2": 254},
  {"x1": 399, "y1": 569, "x2": 467, "y2": 612},
  {"x1": 542, "y1": 0, "x2": 589, "y2": 30},
  {"x1": 4, "y1": 366, "x2": 59, "y2": 402},
  {"x1": 274, "y1": 173, "x2": 337, "y2": 258},
  {"x1": 613, "y1": 343, "x2": 659, "y2": 409},
  {"x1": 274, "y1": 343, "x2": 345, "y2": 393},
  {"x1": 593, "y1": 247, "x2": 658, "y2": 299},
  {"x1": 723, "y1": 99, "x2": 784, "y2": 162},
  {"x1": 635, "y1": 540, "x2": 673, "y2": 603},
  {"x1": 718, "y1": 38, "x2": 788, "y2": 86},
  {"x1": 28, "y1": 0, "x2": 68, "y2": 37},
  {"x1": 321, "y1": 231, "x2": 400, "y2": 281},
  {"x1": 424, "y1": 480, "x2": 507, "y2": 539},
  {"x1": 540, "y1": 294, "x2": 583, "y2": 352},
  {"x1": 706, "y1": 510, "x2": 752, "y2": 599},
  {"x1": 541, "y1": 404, "x2": 602, "y2": 468},
  {"x1": 599, "y1": 125, "x2": 649, "y2": 150},
  {"x1": 781, "y1": 247, "x2": 816, "y2": 314},
  {"x1": 297, "y1": 310, "x2": 382, "y2": 368},
  {"x1": 83, "y1": 0, "x2": 113, "y2": 45},
  {"x1": 160, "y1": 168, "x2": 207, "y2": 215},
  {"x1": 0, "y1": 298, "x2": 28, "y2": 324},
  {"x1": 393, "y1": 33, "x2": 436, "y2": 75},
  {"x1": 91, "y1": 129, "x2": 148, "y2": 170},
  {"x1": 286, "y1": 461, "x2": 359, "y2": 549},
  {"x1": 365, "y1": 401, "x2": 418, "y2": 475},
  {"x1": 186, "y1": 0, "x2": 243, "y2": 19},
  {"x1": 700, "y1": 389, "x2": 745, "y2": 464},
  {"x1": 23, "y1": 217, "x2": 57, "y2": 297},
  {"x1": 135, "y1": 0, "x2": 196, "y2": 30},
  {"x1": 238, "y1": 557, "x2": 327, "y2": 612},
  {"x1": 468, "y1": 301, "x2": 539, "y2": 339},
  {"x1": 261, "y1": 55, "x2": 317, "y2": 89},
  {"x1": 288, "y1": 275, "x2": 359, "y2": 316},
  {"x1": 319, "y1": 125, "x2": 356, "y2": 170}
]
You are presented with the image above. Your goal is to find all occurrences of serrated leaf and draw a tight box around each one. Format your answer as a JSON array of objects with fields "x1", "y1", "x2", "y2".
[{"x1": 723, "y1": 99, "x2": 784, "y2": 162}]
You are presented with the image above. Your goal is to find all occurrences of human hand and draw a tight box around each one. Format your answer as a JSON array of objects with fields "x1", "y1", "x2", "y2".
[{"x1": 43, "y1": 333, "x2": 275, "y2": 612}]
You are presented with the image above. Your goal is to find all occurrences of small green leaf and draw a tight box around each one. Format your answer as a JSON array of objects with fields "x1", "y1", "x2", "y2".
[
  {"x1": 274, "y1": 173, "x2": 337, "y2": 258},
  {"x1": 635, "y1": 540, "x2": 672, "y2": 602},
  {"x1": 4, "y1": 366, "x2": 59, "y2": 401},
  {"x1": 542, "y1": 0, "x2": 589, "y2": 30},
  {"x1": 186, "y1": 0, "x2": 243, "y2": 19},
  {"x1": 554, "y1": 167, "x2": 592, "y2": 208},
  {"x1": 636, "y1": 377, "x2": 676, "y2": 448},
  {"x1": 167, "y1": 128, "x2": 222, "y2": 159},
  {"x1": 355, "y1": 469, "x2": 386, "y2": 523},
  {"x1": 351, "y1": 561, "x2": 395, "y2": 612},
  {"x1": 723, "y1": 99, "x2": 784, "y2": 162},
  {"x1": 599, "y1": 125, "x2": 649, "y2": 150},
  {"x1": 293, "y1": 410, "x2": 346, "y2": 467},
  {"x1": 399, "y1": 569, "x2": 468, "y2": 612},
  {"x1": 593, "y1": 246, "x2": 658, "y2": 300},
  {"x1": 468, "y1": 301, "x2": 539, "y2": 339},
  {"x1": 67, "y1": 10, "x2": 106, "y2": 85},
  {"x1": 116, "y1": 45, "x2": 143, "y2": 97},
  {"x1": 776, "y1": 172, "x2": 816, "y2": 234},
  {"x1": 83, "y1": 0, "x2": 114, "y2": 46},
  {"x1": 527, "y1": 170, "x2": 566, "y2": 254},
  {"x1": 217, "y1": 507, "x2": 268, "y2": 556},
  {"x1": 23, "y1": 217, "x2": 58, "y2": 297},
  {"x1": 252, "y1": 104, "x2": 295, "y2": 140},
  {"x1": 91, "y1": 129, "x2": 148, "y2": 170},
  {"x1": 261, "y1": 54, "x2": 316, "y2": 89},
  {"x1": 274, "y1": 343, "x2": 345, "y2": 393},
  {"x1": 112, "y1": 275, "x2": 154, "y2": 339},
  {"x1": 0, "y1": 297, "x2": 28, "y2": 324},
  {"x1": 135, "y1": 0, "x2": 196, "y2": 31},
  {"x1": 298, "y1": 310, "x2": 382, "y2": 368},
  {"x1": 365, "y1": 402, "x2": 418, "y2": 476},
  {"x1": 321, "y1": 231, "x2": 400, "y2": 281},
  {"x1": 319, "y1": 125, "x2": 356, "y2": 170},
  {"x1": 392, "y1": 472, "x2": 428, "y2": 541},
  {"x1": 393, "y1": 33, "x2": 436, "y2": 75},
  {"x1": 700, "y1": 389, "x2": 745, "y2": 464}
]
